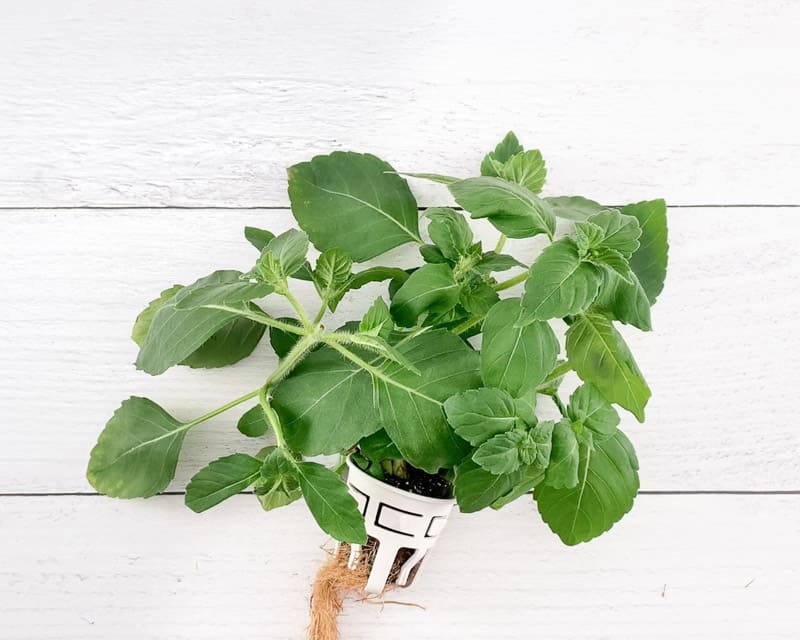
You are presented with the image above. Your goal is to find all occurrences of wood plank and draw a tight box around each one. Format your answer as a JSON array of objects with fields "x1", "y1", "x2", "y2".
[
  {"x1": 0, "y1": 494, "x2": 797, "y2": 638},
  {"x1": 2, "y1": 1, "x2": 799, "y2": 207},
  {"x1": 1, "y1": 207, "x2": 798, "y2": 492}
]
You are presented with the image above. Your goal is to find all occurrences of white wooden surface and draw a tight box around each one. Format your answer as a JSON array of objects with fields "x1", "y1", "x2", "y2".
[{"x1": 2, "y1": 2, "x2": 800, "y2": 638}]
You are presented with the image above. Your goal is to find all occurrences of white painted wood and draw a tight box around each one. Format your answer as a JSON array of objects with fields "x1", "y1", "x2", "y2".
[
  {"x1": 2, "y1": 1, "x2": 799, "y2": 207},
  {"x1": 1, "y1": 494, "x2": 797, "y2": 639},
  {"x1": 1, "y1": 207, "x2": 798, "y2": 492}
]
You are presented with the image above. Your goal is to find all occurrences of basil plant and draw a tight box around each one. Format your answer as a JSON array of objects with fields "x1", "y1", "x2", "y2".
[{"x1": 87, "y1": 132, "x2": 668, "y2": 546}]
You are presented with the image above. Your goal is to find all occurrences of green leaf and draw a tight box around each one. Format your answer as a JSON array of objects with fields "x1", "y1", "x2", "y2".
[
  {"x1": 185, "y1": 453, "x2": 263, "y2": 513},
  {"x1": 499, "y1": 149, "x2": 546, "y2": 193},
  {"x1": 135, "y1": 271, "x2": 267, "y2": 375},
  {"x1": 244, "y1": 226, "x2": 275, "y2": 251},
  {"x1": 454, "y1": 458, "x2": 523, "y2": 513},
  {"x1": 255, "y1": 448, "x2": 302, "y2": 512},
  {"x1": 544, "y1": 196, "x2": 607, "y2": 221},
  {"x1": 566, "y1": 313, "x2": 651, "y2": 421},
  {"x1": 425, "y1": 207, "x2": 474, "y2": 261},
  {"x1": 535, "y1": 430, "x2": 639, "y2": 545},
  {"x1": 490, "y1": 465, "x2": 546, "y2": 509},
  {"x1": 419, "y1": 244, "x2": 448, "y2": 264},
  {"x1": 314, "y1": 247, "x2": 353, "y2": 310},
  {"x1": 347, "y1": 266, "x2": 410, "y2": 291},
  {"x1": 288, "y1": 151, "x2": 421, "y2": 262},
  {"x1": 519, "y1": 239, "x2": 602, "y2": 322},
  {"x1": 459, "y1": 280, "x2": 499, "y2": 316},
  {"x1": 521, "y1": 420, "x2": 555, "y2": 468},
  {"x1": 545, "y1": 419, "x2": 580, "y2": 489},
  {"x1": 173, "y1": 278, "x2": 272, "y2": 310},
  {"x1": 449, "y1": 177, "x2": 555, "y2": 239},
  {"x1": 481, "y1": 131, "x2": 524, "y2": 177},
  {"x1": 473, "y1": 252, "x2": 527, "y2": 275},
  {"x1": 390, "y1": 263, "x2": 461, "y2": 327},
  {"x1": 586, "y1": 247, "x2": 633, "y2": 282},
  {"x1": 237, "y1": 405, "x2": 270, "y2": 437},
  {"x1": 621, "y1": 199, "x2": 669, "y2": 303},
  {"x1": 594, "y1": 271, "x2": 652, "y2": 331},
  {"x1": 481, "y1": 298, "x2": 559, "y2": 396},
  {"x1": 374, "y1": 331, "x2": 480, "y2": 472},
  {"x1": 273, "y1": 346, "x2": 379, "y2": 456},
  {"x1": 268, "y1": 317, "x2": 303, "y2": 358},
  {"x1": 568, "y1": 383, "x2": 621, "y2": 439},
  {"x1": 358, "y1": 429, "x2": 402, "y2": 461},
  {"x1": 574, "y1": 221, "x2": 605, "y2": 256},
  {"x1": 586, "y1": 210, "x2": 642, "y2": 257},
  {"x1": 359, "y1": 297, "x2": 393, "y2": 339},
  {"x1": 258, "y1": 229, "x2": 309, "y2": 283},
  {"x1": 473, "y1": 430, "x2": 527, "y2": 475},
  {"x1": 443, "y1": 387, "x2": 519, "y2": 446},
  {"x1": 87, "y1": 397, "x2": 188, "y2": 498},
  {"x1": 131, "y1": 285, "x2": 183, "y2": 347},
  {"x1": 296, "y1": 461, "x2": 367, "y2": 543}
]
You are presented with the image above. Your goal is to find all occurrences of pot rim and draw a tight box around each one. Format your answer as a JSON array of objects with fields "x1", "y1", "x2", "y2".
[{"x1": 345, "y1": 455, "x2": 456, "y2": 506}]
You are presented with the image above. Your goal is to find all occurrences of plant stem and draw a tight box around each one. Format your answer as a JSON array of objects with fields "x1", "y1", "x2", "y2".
[
  {"x1": 494, "y1": 234, "x2": 507, "y2": 253},
  {"x1": 282, "y1": 287, "x2": 314, "y2": 330},
  {"x1": 541, "y1": 360, "x2": 572, "y2": 385},
  {"x1": 493, "y1": 271, "x2": 528, "y2": 292},
  {"x1": 312, "y1": 301, "x2": 328, "y2": 325},
  {"x1": 259, "y1": 387, "x2": 287, "y2": 449},
  {"x1": 549, "y1": 393, "x2": 568, "y2": 418},
  {"x1": 452, "y1": 315, "x2": 484, "y2": 335},
  {"x1": 184, "y1": 388, "x2": 262, "y2": 429},
  {"x1": 203, "y1": 304, "x2": 306, "y2": 335}
]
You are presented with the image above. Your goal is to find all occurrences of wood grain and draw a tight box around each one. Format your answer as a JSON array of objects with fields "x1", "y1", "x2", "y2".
[
  {"x1": 2, "y1": 1, "x2": 799, "y2": 207},
  {"x1": 1, "y1": 207, "x2": 798, "y2": 493},
  {"x1": 1, "y1": 494, "x2": 797, "y2": 639}
]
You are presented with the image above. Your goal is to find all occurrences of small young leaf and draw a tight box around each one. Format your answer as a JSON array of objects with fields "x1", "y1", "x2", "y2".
[
  {"x1": 621, "y1": 199, "x2": 669, "y2": 303},
  {"x1": 390, "y1": 263, "x2": 461, "y2": 327},
  {"x1": 425, "y1": 207, "x2": 474, "y2": 261},
  {"x1": 520, "y1": 420, "x2": 555, "y2": 469},
  {"x1": 358, "y1": 429, "x2": 402, "y2": 461},
  {"x1": 567, "y1": 383, "x2": 620, "y2": 440},
  {"x1": 359, "y1": 297, "x2": 393, "y2": 339},
  {"x1": 535, "y1": 430, "x2": 639, "y2": 545},
  {"x1": 545, "y1": 419, "x2": 580, "y2": 489},
  {"x1": 473, "y1": 252, "x2": 527, "y2": 275},
  {"x1": 473, "y1": 430, "x2": 526, "y2": 475},
  {"x1": 459, "y1": 280, "x2": 500, "y2": 316},
  {"x1": 237, "y1": 405, "x2": 270, "y2": 437},
  {"x1": 587, "y1": 210, "x2": 642, "y2": 257},
  {"x1": 268, "y1": 317, "x2": 303, "y2": 358},
  {"x1": 185, "y1": 453, "x2": 263, "y2": 513},
  {"x1": 574, "y1": 221, "x2": 606, "y2": 256},
  {"x1": 480, "y1": 131, "x2": 524, "y2": 177},
  {"x1": 454, "y1": 458, "x2": 523, "y2": 513},
  {"x1": 519, "y1": 239, "x2": 602, "y2": 322},
  {"x1": 314, "y1": 247, "x2": 353, "y2": 311},
  {"x1": 481, "y1": 298, "x2": 559, "y2": 396},
  {"x1": 244, "y1": 226, "x2": 275, "y2": 251},
  {"x1": 288, "y1": 151, "x2": 420, "y2": 262},
  {"x1": 443, "y1": 387, "x2": 519, "y2": 446},
  {"x1": 347, "y1": 266, "x2": 410, "y2": 291},
  {"x1": 419, "y1": 244, "x2": 448, "y2": 263},
  {"x1": 566, "y1": 313, "x2": 651, "y2": 421},
  {"x1": 255, "y1": 448, "x2": 301, "y2": 512},
  {"x1": 258, "y1": 229, "x2": 309, "y2": 283},
  {"x1": 499, "y1": 149, "x2": 547, "y2": 193},
  {"x1": 586, "y1": 247, "x2": 633, "y2": 282},
  {"x1": 544, "y1": 196, "x2": 607, "y2": 221},
  {"x1": 87, "y1": 397, "x2": 188, "y2": 498},
  {"x1": 296, "y1": 461, "x2": 367, "y2": 543},
  {"x1": 594, "y1": 271, "x2": 653, "y2": 331},
  {"x1": 449, "y1": 177, "x2": 555, "y2": 239}
]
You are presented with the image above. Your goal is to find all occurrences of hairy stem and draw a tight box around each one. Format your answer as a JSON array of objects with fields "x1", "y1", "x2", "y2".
[
  {"x1": 203, "y1": 304, "x2": 306, "y2": 335},
  {"x1": 283, "y1": 288, "x2": 314, "y2": 330}
]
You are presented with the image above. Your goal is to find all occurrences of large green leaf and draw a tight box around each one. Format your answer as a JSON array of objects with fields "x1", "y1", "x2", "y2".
[
  {"x1": 535, "y1": 430, "x2": 639, "y2": 545},
  {"x1": 390, "y1": 263, "x2": 461, "y2": 327},
  {"x1": 296, "y1": 462, "x2": 367, "y2": 543},
  {"x1": 449, "y1": 177, "x2": 555, "y2": 239},
  {"x1": 490, "y1": 465, "x2": 546, "y2": 510},
  {"x1": 500, "y1": 149, "x2": 547, "y2": 193},
  {"x1": 135, "y1": 271, "x2": 267, "y2": 375},
  {"x1": 566, "y1": 313, "x2": 651, "y2": 421},
  {"x1": 288, "y1": 151, "x2": 420, "y2": 262},
  {"x1": 185, "y1": 453, "x2": 262, "y2": 513},
  {"x1": 87, "y1": 397, "x2": 188, "y2": 498},
  {"x1": 173, "y1": 279, "x2": 272, "y2": 310},
  {"x1": 454, "y1": 458, "x2": 523, "y2": 513},
  {"x1": 443, "y1": 387, "x2": 519, "y2": 446},
  {"x1": 481, "y1": 298, "x2": 559, "y2": 396},
  {"x1": 621, "y1": 199, "x2": 669, "y2": 303},
  {"x1": 272, "y1": 346, "x2": 378, "y2": 456},
  {"x1": 519, "y1": 239, "x2": 602, "y2": 322},
  {"x1": 374, "y1": 331, "x2": 480, "y2": 472}
]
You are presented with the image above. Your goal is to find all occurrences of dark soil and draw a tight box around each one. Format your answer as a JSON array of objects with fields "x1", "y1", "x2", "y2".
[{"x1": 382, "y1": 466, "x2": 452, "y2": 499}]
